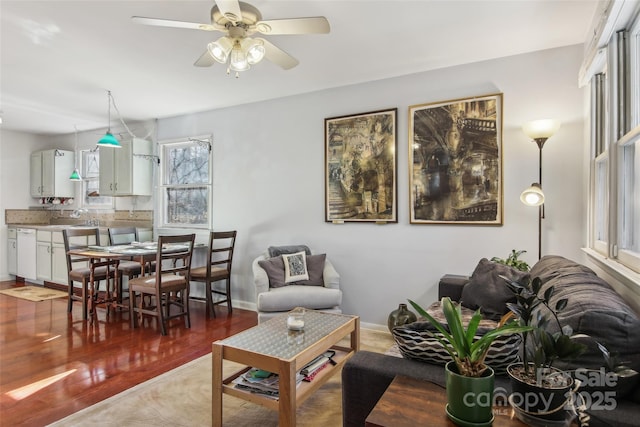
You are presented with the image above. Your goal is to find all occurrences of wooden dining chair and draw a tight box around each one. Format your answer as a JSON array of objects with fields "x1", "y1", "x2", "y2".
[
  {"x1": 190, "y1": 230, "x2": 237, "y2": 317},
  {"x1": 108, "y1": 226, "x2": 143, "y2": 275},
  {"x1": 63, "y1": 228, "x2": 115, "y2": 320},
  {"x1": 128, "y1": 234, "x2": 195, "y2": 336}
]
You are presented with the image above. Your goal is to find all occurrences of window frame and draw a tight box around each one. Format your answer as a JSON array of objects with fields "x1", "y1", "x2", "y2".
[
  {"x1": 80, "y1": 148, "x2": 114, "y2": 210},
  {"x1": 587, "y1": 7, "x2": 640, "y2": 279},
  {"x1": 157, "y1": 135, "x2": 213, "y2": 230}
]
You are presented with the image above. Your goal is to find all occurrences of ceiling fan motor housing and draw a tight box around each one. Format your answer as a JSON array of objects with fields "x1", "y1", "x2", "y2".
[{"x1": 211, "y1": 2, "x2": 261, "y2": 26}]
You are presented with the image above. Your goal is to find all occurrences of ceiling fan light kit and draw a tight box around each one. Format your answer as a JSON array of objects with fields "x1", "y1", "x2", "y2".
[{"x1": 133, "y1": 0, "x2": 329, "y2": 77}]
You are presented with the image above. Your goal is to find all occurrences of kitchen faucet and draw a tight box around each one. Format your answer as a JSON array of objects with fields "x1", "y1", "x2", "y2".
[{"x1": 70, "y1": 208, "x2": 88, "y2": 219}]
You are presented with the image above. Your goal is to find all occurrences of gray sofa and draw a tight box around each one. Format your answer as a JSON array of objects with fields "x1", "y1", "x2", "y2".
[{"x1": 342, "y1": 255, "x2": 640, "y2": 427}]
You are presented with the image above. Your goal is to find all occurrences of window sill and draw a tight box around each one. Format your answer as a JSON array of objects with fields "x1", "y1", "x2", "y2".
[{"x1": 582, "y1": 247, "x2": 640, "y2": 312}]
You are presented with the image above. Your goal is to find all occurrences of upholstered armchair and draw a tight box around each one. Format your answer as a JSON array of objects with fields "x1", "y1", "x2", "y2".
[{"x1": 252, "y1": 245, "x2": 342, "y2": 323}]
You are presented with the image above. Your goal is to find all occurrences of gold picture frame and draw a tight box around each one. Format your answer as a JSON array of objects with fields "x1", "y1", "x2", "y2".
[
  {"x1": 409, "y1": 94, "x2": 503, "y2": 225},
  {"x1": 325, "y1": 108, "x2": 398, "y2": 223}
]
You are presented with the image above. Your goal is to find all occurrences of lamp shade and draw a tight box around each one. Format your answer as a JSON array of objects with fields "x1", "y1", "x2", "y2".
[
  {"x1": 520, "y1": 183, "x2": 545, "y2": 206},
  {"x1": 522, "y1": 119, "x2": 561, "y2": 140},
  {"x1": 229, "y1": 41, "x2": 250, "y2": 71},
  {"x1": 243, "y1": 38, "x2": 265, "y2": 65},
  {"x1": 69, "y1": 168, "x2": 82, "y2": 181},
  {"x1": 98, "y1": 132, "x2": 121, "y2": 148},
  {"x1": 208, "y1": 37, "x2": 233, "y2": 63}
]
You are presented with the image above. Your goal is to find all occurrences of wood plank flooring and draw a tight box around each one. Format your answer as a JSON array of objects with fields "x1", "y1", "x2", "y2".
[{"x1": 0, "y1": 281, "x2": 258, "y2": 426}]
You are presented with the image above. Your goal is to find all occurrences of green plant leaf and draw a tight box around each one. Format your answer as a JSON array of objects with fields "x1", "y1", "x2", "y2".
[{"x1": 555, "y1": 298, "x2": 568, "y2": 312}]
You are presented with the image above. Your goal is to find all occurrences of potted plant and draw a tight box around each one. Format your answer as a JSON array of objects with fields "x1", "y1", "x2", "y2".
[
  {"x1": 503, "y1": 276, "x2": 587, "y2": 422},
  {"x1": 491, "y1": 249, "x2": 530, "y2": 272},
  {"x1": 408, "y1": 297, "x2": 532, "y2": 426},
  {"x1": 570, "y1": 340, "x2": 639, "y2": 399}
]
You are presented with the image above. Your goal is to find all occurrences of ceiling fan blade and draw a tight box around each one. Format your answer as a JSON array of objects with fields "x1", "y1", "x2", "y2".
[
  {"x1": 259, "y1": 38, "x2": 299, "y2": 70},
  {"x1": 255, "y1": 17, "x2": 330, "y2": 35},
  {"x1": 215, "y1": 0, "x2": 243, "y2": 24},
  {"x1": 194, "y1": 50, "x2": 216, "y2": 67},
  {"x1": 131, "y1": 16, "x2": 218, "y2": 32}
]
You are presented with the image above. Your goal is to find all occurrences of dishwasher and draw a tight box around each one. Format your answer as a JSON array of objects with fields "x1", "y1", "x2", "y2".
[{"x1": 17, "y1": 228, "x2": 37, "y2": 281}]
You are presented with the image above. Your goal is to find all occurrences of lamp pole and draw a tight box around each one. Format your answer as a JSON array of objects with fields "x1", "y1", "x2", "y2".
[
  {"x1": 522, "y1": 119, "x2": 559, "y2": 261},
  {"x1": 536, "y1": 139, "x2": 544, "y2": 260}
]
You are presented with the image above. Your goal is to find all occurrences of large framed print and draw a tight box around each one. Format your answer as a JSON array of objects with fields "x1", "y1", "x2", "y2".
[
  {"x1": 325, "y1": 108, "x2": 398, "y2": 223},
  {"x1": 409, "y1": 94, "x2": 503, "y2": 225}
]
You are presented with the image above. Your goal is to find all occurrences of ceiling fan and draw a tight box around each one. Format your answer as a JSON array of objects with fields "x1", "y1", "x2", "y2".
[{"x1": 132, "y1": 0, "x2": 330, "y2": 76}]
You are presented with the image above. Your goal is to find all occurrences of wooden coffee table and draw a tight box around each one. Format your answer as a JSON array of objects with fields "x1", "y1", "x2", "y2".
[
  {"x1": 365, "y1": 375, "x2": 528, "y2": 427},
  {"x1": 212, "y1": 309, "x2": 359, "y2": 427}
]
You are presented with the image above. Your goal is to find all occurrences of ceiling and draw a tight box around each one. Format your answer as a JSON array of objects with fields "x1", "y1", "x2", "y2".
[{"x1": 1, "y1": 0, "x2": 600, "y2": 136}]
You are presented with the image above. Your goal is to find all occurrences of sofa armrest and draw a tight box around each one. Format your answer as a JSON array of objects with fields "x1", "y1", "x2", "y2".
[
  {"x1": 323, "y1": 258, "x2": 340, "y2": 290},
  {"x1": 438, "y1": 274, "x2": 470, "y2": 301},
  {"x1": 252, "y1": 255, "x2": 269, "y2": 298},
  {"x1": 342, "y1": 351, "x2": 447, "y2": 427}
]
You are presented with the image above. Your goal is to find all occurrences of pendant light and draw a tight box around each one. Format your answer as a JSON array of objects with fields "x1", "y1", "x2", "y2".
[
  {"x1": 97, "y1": 90, "x2": 121, "y2": 148},
  {"x1": 69, "y1": 125, "x2": 82, "y2": 181}
]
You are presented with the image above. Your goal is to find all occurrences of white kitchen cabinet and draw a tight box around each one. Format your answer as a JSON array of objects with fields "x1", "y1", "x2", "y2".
[
  {"x1": 51, "y1": 232, "x2": 69, "y2": 285},
  {"x1": 30, "y1": 149, "x2": 75, "y2": 198},
  {"x1": 7, "y1": 228, "x2": 17, "y2": 276},
  {"x1": 99, "y1": 138, "x2": 153, "y2": 196},
  {"x1": 36, "y1": 230, "x2": 52, "y2": 281}
]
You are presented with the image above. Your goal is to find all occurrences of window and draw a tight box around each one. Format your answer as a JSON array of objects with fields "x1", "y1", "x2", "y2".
[
  {"x1": 592, "y1": 72, "x2": 609, "y2": 253},
  {"x1": 81, "y1": 149, "x2": 113, "y2": 208},
  {"x1": 588, "y1": 8, "x2": 640, "y2": 276},
  {"x1": 159, "y1": 136, "x2": 212, "y2": 228}
]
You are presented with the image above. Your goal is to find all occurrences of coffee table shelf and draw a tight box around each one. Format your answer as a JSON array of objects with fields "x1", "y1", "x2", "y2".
[{"x1": 212, "y1": 310, "x2": 359, "y2": 427}]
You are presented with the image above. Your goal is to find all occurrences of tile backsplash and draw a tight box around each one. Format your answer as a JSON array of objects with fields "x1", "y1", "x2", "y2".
[{"x1": 5, "y1": 209, "x2": 153, "y2": 228}]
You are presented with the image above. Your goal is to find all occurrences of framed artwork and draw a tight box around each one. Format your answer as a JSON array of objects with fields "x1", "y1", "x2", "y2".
[
  {"x1": 409, "y1": 94, "x2": 503, "y2": 225},
  {"x1": 325, "y1": 108, "x2": 398, "y2": 223}
]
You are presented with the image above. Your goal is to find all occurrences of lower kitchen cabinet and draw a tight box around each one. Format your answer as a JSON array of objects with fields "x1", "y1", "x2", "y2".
[
  {"x1": 51, "y1": 232, "x2": 69, "y2": 285},
  {"x1": 36, "y1": 230, "x2": 52, "y2": 281},
  {"x1": 7, "y1": 228, "x2": 17, "y2": 276}
]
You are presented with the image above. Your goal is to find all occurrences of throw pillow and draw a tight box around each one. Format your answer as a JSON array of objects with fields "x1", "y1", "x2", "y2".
[
  {"x1": 282, "y1": 251, "x2": 309, "y2": 283},
  {"x1": 295, "y1": 254, "x2": 326, "y2": 286},
  {"x1": 258, "y1": 254, "x2": 327, "y2": 288},
  {"x1": 268, "y1": 245, "x2": 311, "y2": 258},
  {"x1": 258, "y1": 256, "x2": 287, "y2": 288},
  {"x1": 460, "y1": 258, "x2": 530, "y2": 321},
  {"x1": 391, "y1": 301, "x2": 520, "y2": 373}
]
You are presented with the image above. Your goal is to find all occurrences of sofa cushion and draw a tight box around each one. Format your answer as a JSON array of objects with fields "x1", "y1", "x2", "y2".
[
  {"x1": 461, "y1": 258, "x2": 530, "y2": 321},
  {"x1": 528, "y1": 255, "x2": 640, "y2": 374},
  {"x1": 257, "y1": 285, "x2": 342, "y2": 312},
  {"x1": 258, "y1": 254, "x2": 326, "y2": 288},
  {"x1": 267, "y1": 245, "x2": 311, "y2": 258},
  {"x1": 391, "y1": 301, "x2": 520, "y2": 373}
]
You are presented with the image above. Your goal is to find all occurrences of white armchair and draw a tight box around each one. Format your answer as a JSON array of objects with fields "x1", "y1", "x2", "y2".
[{"x1": 252, "y1": 246, "x2": 342, "y2": 323}]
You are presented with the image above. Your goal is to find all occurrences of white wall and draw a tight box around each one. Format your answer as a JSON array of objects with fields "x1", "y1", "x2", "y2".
[
  {"x1": 153, "y1": 44, "x2": 587, "y2": 327},
  {"x1": 0, "y1": 130, "x2": 45, "y2": 279}
]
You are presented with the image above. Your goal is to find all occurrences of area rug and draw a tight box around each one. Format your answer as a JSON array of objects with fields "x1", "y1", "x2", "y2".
[
  {"x1": 0, "y1": 286, "x2": 67, "y2": 302},
  {"x1": 49, "y1": 328, "x2": 396, "y2": 427}
]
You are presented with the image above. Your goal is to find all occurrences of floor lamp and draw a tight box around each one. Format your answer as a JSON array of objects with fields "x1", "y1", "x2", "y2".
[{"x1": 520, "y1": 119, "x2": 560, "y2": 260}]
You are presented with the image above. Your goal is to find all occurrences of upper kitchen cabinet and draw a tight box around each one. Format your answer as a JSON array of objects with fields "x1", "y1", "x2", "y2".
[
  {"x1": 99, "y1": 137, "x2": 153, "y2": 196},
  {"x1": 30, "y1": 149, "x2": 75, "y2": 198}
]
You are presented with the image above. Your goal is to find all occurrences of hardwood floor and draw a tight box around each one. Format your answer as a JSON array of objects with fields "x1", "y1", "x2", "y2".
[{"x1": 0, "y1": 281, "x2": 258, "y2": 426}]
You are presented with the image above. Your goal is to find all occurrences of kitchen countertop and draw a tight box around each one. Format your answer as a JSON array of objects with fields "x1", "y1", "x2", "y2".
[{"x1": 7, "y1": 223, "x2": 148, "y2": 232}]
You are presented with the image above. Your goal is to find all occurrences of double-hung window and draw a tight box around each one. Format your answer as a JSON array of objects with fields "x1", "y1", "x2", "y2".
[
  {"x1": 588, "y1": 5, "x2": 640, "y2": 276},
  {"x1": 159, "y1": 136, "x2": 212, "y2": 229},
  {"x1": 618, "y1": 15, "x2": 640, "y2": 271}
]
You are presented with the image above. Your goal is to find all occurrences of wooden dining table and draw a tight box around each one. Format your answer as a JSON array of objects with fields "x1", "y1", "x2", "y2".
[
  {"x1": 68, "y1": 242, "x2": 201, "y2": 317},
  {"x1": 66, "y1": 243, "x2": 168, "y2": 315}
]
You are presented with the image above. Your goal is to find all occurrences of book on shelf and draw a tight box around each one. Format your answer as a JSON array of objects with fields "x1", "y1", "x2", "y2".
[
  {"x1": 232, "y1": 368, "x2": 304, "y2": 399},
  {"x1": 300, "y1": 350, "x2": 336, "y2": 381}
]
